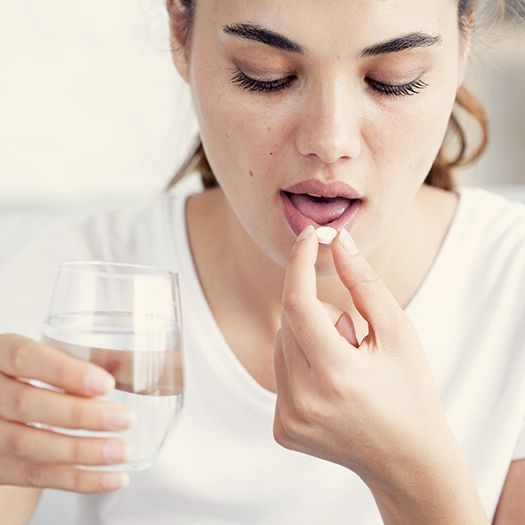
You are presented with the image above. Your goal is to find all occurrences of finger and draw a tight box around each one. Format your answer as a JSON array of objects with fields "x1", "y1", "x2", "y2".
[
  {"x1": 320, "y1": 302, "x2": 359, "y2": 348},
  {"x1": 273, "y1": 335, "x2": 294, "y2": 401},
  {"x1": 0, "y1": 374, "x2": 135, "y2": 431},
  {"x1": 279, "y1": 313, "x2": 311, "y2": 376},
  {"x1": 0, "y1": 419, "x2": 131, "y2": 466},
  {"x1": 0, "y1": 334, "x2": 115, "y2": 397},
  {"x1": 331, "y1": 230, "x2": 406, "y2": 344},
  {"x1": 335, "y1": 312, "x2": 360, "y2": 347},
  {"x1": 278, "y1": 314, "x2": 319, "y2": 408},
  {"x1": 0, "y1": 457, "x2": 129, "y2": 493},
  {"x1": 282, "y1": 226, "x2": 348, "y2": 368}
]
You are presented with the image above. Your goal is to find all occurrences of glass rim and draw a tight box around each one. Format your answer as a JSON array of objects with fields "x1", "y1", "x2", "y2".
[{"x1": 58, "y1": 260, "x2": 179, "y2": 280}]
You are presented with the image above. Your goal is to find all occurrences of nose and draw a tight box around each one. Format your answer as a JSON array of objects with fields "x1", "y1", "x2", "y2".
[{"x1": 295, "y1": 77, "x2": 362, "y2": 164}]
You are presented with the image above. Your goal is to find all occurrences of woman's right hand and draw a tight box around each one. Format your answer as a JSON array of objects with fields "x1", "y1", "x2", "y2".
[{"x1": 0, "y1": 333, "x2": 135, "y2": 493}]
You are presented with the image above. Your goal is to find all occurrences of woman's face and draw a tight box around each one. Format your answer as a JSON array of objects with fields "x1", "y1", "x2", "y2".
[{"x1": 172, "y1": 0, "x2": 468, "y2": 273}]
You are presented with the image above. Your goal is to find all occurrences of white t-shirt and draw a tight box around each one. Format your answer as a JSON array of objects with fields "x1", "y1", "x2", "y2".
[{"x1": 1, "y1": 186, "x2": 525, "y2": 524}]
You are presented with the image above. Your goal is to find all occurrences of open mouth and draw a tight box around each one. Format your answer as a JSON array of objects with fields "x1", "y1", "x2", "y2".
[
  {"x1": 280, "y1": 191, "x2": 363, "y2": 237},
  {"x1": 283, "y1": 191, "x2": 356, "y2": 225}
]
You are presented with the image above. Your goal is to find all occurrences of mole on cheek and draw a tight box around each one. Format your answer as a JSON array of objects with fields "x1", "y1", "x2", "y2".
[
  {"x1": 270, "y1": 152, "x2": 273, "y2": 156},
  {"x1": 249, "y1": 170, "x2": 254, "y2": 177}
]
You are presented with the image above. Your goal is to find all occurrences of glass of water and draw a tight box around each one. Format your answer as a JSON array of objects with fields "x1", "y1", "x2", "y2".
[{"x1": 37, "y1": 261, "x2": 184, "y2": 472}]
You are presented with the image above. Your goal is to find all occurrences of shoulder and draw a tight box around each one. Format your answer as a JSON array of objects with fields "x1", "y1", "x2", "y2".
[
  {"x1": 453, "y1": 187, "x2": 525, "y2": 264},
  {"x1": 458, "y1": 186, "x2": 525, "y2": 237},
  {"x1": 454, "y1": 186, "x2": 525, "y2": 311}
]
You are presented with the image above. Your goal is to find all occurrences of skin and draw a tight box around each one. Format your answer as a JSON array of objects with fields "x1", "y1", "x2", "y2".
[{"x1": 171, "y1": 0, "x2": 468, "y2": 390}]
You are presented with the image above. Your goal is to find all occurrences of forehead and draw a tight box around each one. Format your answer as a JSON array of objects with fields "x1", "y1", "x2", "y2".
[{"x1": 208, "y1": 0, "x2": 457, "y2": 57}]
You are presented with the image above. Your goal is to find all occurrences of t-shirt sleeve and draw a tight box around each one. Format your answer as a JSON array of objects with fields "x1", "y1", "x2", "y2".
[{"x1": 0, "y1": 221, "x2": 91, "y2": 341}]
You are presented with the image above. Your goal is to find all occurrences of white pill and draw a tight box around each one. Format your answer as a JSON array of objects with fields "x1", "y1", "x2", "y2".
[{"x1": 315, "y1": 227, "x2": 338, "y2": 245}]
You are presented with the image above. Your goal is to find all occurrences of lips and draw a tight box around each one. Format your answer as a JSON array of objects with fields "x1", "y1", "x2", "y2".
[{"x1": 282, "y1": 179, "x2": 362, "y2": 201}]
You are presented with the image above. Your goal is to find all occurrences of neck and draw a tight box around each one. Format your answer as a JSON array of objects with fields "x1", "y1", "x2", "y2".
[{"x1": 185, "y1": 185, "x2": 437, "y2": 342}]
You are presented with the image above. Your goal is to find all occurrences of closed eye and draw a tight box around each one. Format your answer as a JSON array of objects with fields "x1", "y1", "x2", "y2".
[
  {"x1": 366, "y1": 77, "x2": 428, "y2": 97},
  {"x1": 230, "y1": 69, "x2": 428, "y2": 98}
]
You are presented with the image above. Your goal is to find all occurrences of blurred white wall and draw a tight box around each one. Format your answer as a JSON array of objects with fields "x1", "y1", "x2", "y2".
[
  {"x1": 0, "y1": 0, "x2": 199, "y2": 201},
  {"x1": 460, "y1": 22, "x2": 525, "y2": 186}
]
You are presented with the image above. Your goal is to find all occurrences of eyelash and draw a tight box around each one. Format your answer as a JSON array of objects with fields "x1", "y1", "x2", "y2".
[{"x1": 230, "y1": 69, "x2": 428, "y2": 98}]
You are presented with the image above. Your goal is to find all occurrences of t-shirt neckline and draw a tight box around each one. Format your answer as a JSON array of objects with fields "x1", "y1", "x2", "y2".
[{"x1": 171, "y1": 187, "x2": 469, "y2": 410}]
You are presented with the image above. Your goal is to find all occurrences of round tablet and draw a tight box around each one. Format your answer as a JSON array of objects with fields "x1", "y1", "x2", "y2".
[{"x1": 315, "y1": 227, "x2": 337, "y2": 245}]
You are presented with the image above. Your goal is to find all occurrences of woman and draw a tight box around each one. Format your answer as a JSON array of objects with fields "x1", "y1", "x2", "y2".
[{"x1": 0, "y1": 0, "x2": 524, "y2": 523}]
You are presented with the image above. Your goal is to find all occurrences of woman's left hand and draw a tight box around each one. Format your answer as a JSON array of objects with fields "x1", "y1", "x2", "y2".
[{"x1": 273, "y1": 224, "x2": 459, "y2": 492}]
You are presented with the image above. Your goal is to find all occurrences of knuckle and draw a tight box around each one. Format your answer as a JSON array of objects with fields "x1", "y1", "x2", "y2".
[
  {"x1": 53, "y1": 357, "x2": 73, "y2": 386},
  {"x1": 385, "y1": 320, "x2": 406, "y2": 345},
  {"x1": 288, "y1": 249, "x2": 303, "y2": 265},
  {"x1": 278, "y1": 411, "x2": 301, "y2": 440},
  {"x1": 273, "y1": 420, "x2": 292, "y2": 449},
  {"x1": 274, "y1": 401, "x2": 298, "y2": 443},
  {"x1": 360, "y1": 266, "x2": 381, "y2": 286},
  {"x1": 293, "y1": 395, "x2": 313, "y2": 421},
  {"x1": 68, "y1": 438, "x2": 86, "y2": 464},
  {"x1": 325, "y1": 370, "x2": 356, "y2": 402},
  {"x1": 6, "y1": 430, "x2": 25, "y2": 457},
  {"x1": 69, "y1": 400, "x2": 89, "y2": 428},
  {"x1": 69, "y1": 468, "x2": 89, "y2": 492},
  {"x1": 283, "y1": 293, "x2": 305, "y2": 316},
  {"x1": 381, "y1": 313, "x2": 414, "y2": 346},
  {"x1": 26, "y1": 464, "x2": 45, "y2": 487},
  {"x1": 12, "y1": 387, "x2": 30, "y2": 420},
  {"x1": 297, "y1": 397, "x2": 326, "y2": 425},
  {"x1": 10, "y1": 341, "x2": 33, "y2": 375}
]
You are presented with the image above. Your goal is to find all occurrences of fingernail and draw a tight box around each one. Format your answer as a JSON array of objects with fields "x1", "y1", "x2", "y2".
[
  {"x1": 106, "y1": 409, "x2": 137, "y2": 430},
  {"x1": 85, "y1": 371, "x2": 115, "y2": 395},
  {"x1": 102, "y1": 472, "x2": 130, "y2": 491},
  {"x1": 103, "y1": 439, "x2": 133, "y2": 464},
  {"x1": 339, "y1": 228, "x2": 359, "y2": 256},
  {"x1": 297, "y1": 225, "x2": 314, "y2": 242}
]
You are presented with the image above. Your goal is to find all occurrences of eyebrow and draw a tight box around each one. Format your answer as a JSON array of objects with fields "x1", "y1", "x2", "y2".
[
  {"x1": 361, "y1": 32, "x2": 443, "y2": 57},
  {"x1": 222, "y1": 23, "x2": 442, "y2": 58},
  {"x1": 223, "y1": 23, "x2": 304, "y2": 54}
]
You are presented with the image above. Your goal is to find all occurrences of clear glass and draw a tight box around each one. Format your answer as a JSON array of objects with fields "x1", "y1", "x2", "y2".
[{"x1": 33, "y1": 261, "x2": 184, "y2": 472}]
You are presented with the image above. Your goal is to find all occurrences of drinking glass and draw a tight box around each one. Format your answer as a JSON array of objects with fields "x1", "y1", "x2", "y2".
[{"x1": 35, "y1": 261, "x2": 184, "y2": 472}]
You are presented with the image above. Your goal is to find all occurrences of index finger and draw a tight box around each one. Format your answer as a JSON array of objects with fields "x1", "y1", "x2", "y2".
[
  {"x1": 331, "y1": 229, "x2": 407, "y2": 343},
  {"x1": 0, "y1": 334, "x2": 115, "y2": 397},
  {"x1": 282, "y1": 227, "x2": 349, "y2": 368}
]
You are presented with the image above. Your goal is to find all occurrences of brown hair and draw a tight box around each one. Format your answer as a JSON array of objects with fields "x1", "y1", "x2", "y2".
[{"x1": 165, "y1": 0, "x2": 509, "y2": 193}]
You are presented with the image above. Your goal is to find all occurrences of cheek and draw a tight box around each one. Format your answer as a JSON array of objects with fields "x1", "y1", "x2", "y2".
[
  {"x1": 190, "y1": 62, "x2": 290, "y2": 192},
  {"x1": 359, "y1": 75, "x2": 457, "y2": 243},
  {"x1": 368, "y1": 82, "x2": 457, "y2": 184}
]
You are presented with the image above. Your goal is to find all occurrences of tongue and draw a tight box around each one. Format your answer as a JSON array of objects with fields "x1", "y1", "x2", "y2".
[{"x1": 288, "y1": 193, "x2": 352, "y2": 225}]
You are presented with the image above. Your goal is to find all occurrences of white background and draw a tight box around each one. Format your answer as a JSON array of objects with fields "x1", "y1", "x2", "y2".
[{"x1": 0, "y1": 0, "x2": 199, "y2": 201}]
